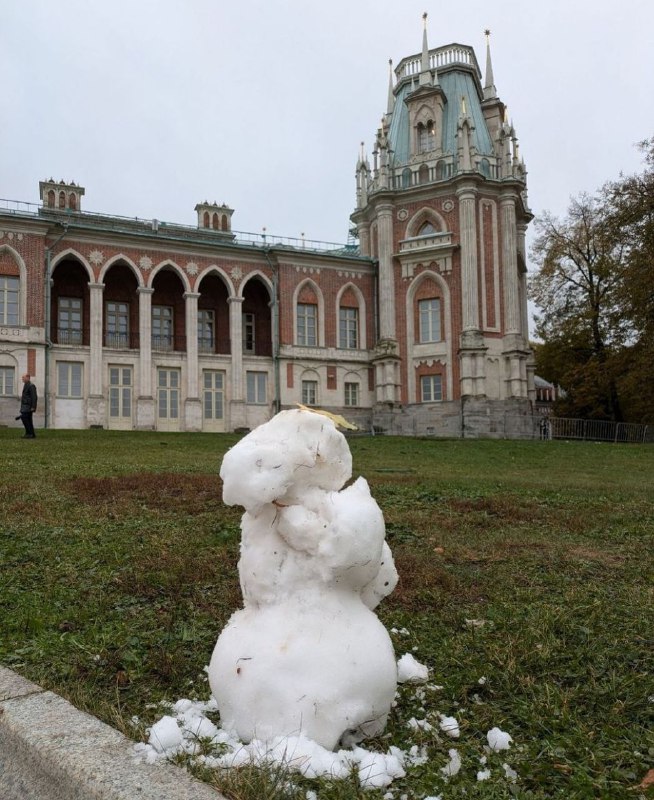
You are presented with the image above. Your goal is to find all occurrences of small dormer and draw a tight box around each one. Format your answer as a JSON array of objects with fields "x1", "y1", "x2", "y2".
[
  {"x1": 195, "y1": 201, "x2": 234, "y2": 233},
  {"x1": 40, "y1": 179, "x2": 85, "y2": 211}
]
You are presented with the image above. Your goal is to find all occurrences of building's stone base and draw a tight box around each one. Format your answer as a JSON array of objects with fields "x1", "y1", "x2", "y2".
[{"x1": 371, "y1": 397, "x2": 533, "y2": 439}]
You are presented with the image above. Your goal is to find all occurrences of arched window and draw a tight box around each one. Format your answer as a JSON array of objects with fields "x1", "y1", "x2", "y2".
[
  {"x1": 212, "y1": 213, "x2": 219, "y2": 230},
  {"x1": 58, "y1": 191, "x2": 66, "y2": 209},
  {"x1": 203, "y1": 211, "x2": 210, "y2": 228},
  {"x1": 418, "y1": 120, "x2": 436, "y2": 153},
  {"x1": 47, "y1": 190, "x2": 55, "y2": 208},
  {"x1": 221, "y1": 215, "x2": 228, "y2": 231},
  {"x1": 69, "y1": 193, "x2": 76, "y2": 210},
  {"x1": 297, "y1": 303, "x2": 317, "y2": 346},
  {"x1": 0, "y1": 275, "x2": 19, "y2": 325},
  {"x1": 479, "y1": 158, "x2": 490, "y2": 178},
  {"x1": 436, "y1": 160, "x2": 447, "y2": 180},
  {"x1": 402, "y1": 167, "x2": 412, "y2": 189},
  {"x1": 418, "y1": 298, "x2": 441, "y2": 342},
  {"x1": 418, "y1": 221, "x2": 437, "y2": 236},
  {"x1": 418, "y1": 163, "x2": 429, "y2": 184}
]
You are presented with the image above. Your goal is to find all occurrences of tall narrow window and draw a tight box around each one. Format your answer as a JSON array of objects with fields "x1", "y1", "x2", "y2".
[
  {"x1": 344, "y1": 381, "x2": 359, "y2": 407},
  {"x1": 152, "y1": 305, "x2": 173, "y2": 350},
  {"x1": 157, "y1": 368, "x2": 180, "y2": 418},
  {"x1": 58, "y1": 297, "x2": 82, "y2": 344},
  {"x1": 57, "y1": 362, "x2": 83, "y2": 397},
  {"x1": 0, "y1": 276, "x2": 19, "y2": 325},
  {"x1": 421, "y1": 374, "x2": 442, "y2": 403},
  {"x1": 0, "y1": 366, "x2": 15, "y2": 396},
  {"x1": 198, "y1": 309, "x2": 215, "y2": 353},
  {"x1": 418, "y1": 298, "x2": 441, "y2": 343},
  {"x1": 301, "y1": 380, "x2": 317, "y2": 406},
  {"x1": 418, "y1": 120, "x2": 436, "y2": 153},
  {"x1": 243, "y1": 312, "x2": 255, "y2": 353},
  {"x1": 246, "y1": 371, "x2": 267, "y2": 404},
  {"x1": 339, "y1": 307, "x2": 359, "y2": 349},
  {"x1": 109, "y1": 366, "x2": 132, "y2": 418},
  {"x1": 203, "y1": 370, "x2": 225, "y2": 419},
  {"x1": 297, "y1": 303, "x2": 317, "y2": 346},
  {"x1": 105, "y1": 301, "x2": 129, "y2": 347}
]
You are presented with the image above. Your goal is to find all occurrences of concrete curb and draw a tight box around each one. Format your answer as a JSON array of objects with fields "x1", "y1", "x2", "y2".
[{"x1": 0, "y1": 666, "x2": 225, "y2": 799}]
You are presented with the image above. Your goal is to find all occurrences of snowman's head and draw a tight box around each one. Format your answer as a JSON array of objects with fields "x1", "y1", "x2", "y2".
[{"x1": 220, "y1": 409, "x2": 352, "y2": 514}]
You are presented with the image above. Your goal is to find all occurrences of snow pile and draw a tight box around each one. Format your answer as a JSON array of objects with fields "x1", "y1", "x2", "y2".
[
  {"x1": 487, "y1": 726, "x2": 513, "y2": 751},
  {"x1": 135, "y1": 697, "x2": 431, "y2": 789},
  {"x1": 209, "y1": 409, "x2": 399, "y2": 750},
  {"x1": 397, "y1": 653, "x2": 429, "y2": 684}
]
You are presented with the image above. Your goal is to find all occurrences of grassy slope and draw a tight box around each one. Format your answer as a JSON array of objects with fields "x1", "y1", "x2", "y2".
[{"x1": 1, "y1": 430, "x2": 652, "y2": 799}]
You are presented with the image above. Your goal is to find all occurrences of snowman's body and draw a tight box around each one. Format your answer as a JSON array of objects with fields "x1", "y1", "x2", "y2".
[{"x1": 208, "y1": 410, "x2": 398, "y2": 750}]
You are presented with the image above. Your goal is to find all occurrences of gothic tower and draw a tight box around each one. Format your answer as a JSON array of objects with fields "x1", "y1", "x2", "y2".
[{"x1": 351, "y1": 20, "x2": 534, "y2": 435}]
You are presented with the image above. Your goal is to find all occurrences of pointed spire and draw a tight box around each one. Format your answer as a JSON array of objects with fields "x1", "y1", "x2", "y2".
[
  {"x1": 483, "y1": 29, "x2": 497, "y2": 100},
  {"x1": 386, "y1": 59, "x2": 395, "y2": 116},
  {"x1": 419, "y1": 12, "x2": 433, "y2": 87}
]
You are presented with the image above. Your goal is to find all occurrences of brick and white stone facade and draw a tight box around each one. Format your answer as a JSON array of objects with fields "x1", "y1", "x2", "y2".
[{"x1": 0, "y1": 29, "x2": 535, "y2": 436}]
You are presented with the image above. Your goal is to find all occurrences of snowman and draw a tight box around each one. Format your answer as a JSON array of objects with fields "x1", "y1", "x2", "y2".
[{"x1": 208, "y1": 408, "x2": 399, "y2": 751}]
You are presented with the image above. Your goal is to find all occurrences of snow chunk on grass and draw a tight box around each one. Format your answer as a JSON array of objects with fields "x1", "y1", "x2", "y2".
[
  {"x1": 487, "y1": 726, "x2": 513, "y2": 751},
  {"x1": 438, "y1": 714, "x2": 460, "y2": 738},
  {"x1": 397, "y1": 653, "x2": 429, "y2": 683},
  {"x1": 477, "y1": 768, "x2": 491, "y2": 781},
  {"x1": 148, "y1": 716, "x2": 183, "y2": 753},
  {"x1": 440, "y1": 748, "x2": 461, "y2": 778}
]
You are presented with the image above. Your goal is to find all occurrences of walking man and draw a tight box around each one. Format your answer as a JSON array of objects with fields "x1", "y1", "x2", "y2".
[{"x1": 19, "y1": 373, "x2": 37, "y2": 439}]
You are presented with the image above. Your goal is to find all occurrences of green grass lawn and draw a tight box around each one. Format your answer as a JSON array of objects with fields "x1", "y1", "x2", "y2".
[{"x1": 1, "y1": 429, "x2": 653, "y2": 799}]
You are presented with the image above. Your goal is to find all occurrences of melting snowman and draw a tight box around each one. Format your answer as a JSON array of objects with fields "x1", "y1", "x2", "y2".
[{"x1": 208, "y1": 408, "x2": 398, "y2": 750}]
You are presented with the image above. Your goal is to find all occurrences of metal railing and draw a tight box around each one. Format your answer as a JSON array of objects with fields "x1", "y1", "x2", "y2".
[
  {"x1": 504, "y1": 415, "x2": 653, "y2": 444},
  {"x1": 0, "y1": 198, "x2": 360, "y2": 256}
]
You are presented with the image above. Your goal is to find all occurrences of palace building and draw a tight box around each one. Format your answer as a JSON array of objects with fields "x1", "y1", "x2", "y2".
[{"x1": 0, "y1": 26, "x2": 534, "y2": 436}]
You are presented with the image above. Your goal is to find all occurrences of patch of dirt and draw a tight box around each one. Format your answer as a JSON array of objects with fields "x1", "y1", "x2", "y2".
[{"x1": 67, "y1": 473, "x2": 223, "y2": 513}]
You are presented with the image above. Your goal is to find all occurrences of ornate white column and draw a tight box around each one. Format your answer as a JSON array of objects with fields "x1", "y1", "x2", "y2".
[
  {"x1": 87, "y1": 282, "x2": 105, "y2": 426},
  {"x1": 184, "y1": 291, "x2": 202, "y2": 431},
  {"x1": 228, "y1": 296, "x2": 246, "y2": 429},
  {"x1": 376, "y1": 204, "x2": 396, "y2": 340},
  {"x1": 456, "y1": 184, "x2": 480, "y2": 334},
  {"x1": 500, "y1": 194, "x2": 521, "y2": 336},
  {"x1": 456, "y1": 183, "x2": 486, "y2": 400},
  {"x1": 136, "y1": 287, "x2": 155, "y2": 429}
]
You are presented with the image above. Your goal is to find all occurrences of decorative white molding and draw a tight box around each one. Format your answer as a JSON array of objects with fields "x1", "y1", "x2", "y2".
[
  {"x1": 442, "y1": 199, "x2": 455, "y2": 212},
  {"x1": 397, "y1": 209, "x2": 409, "y2": 221},
  {"x1": 186, "y1": 261, "x2": 199, "y2": 276},
  {"x1": 0, "y1": 231, "x2": 24, "y2": 241},
  {"x1": 230, "y1": 266, "x2": 243, "y2": 281},
  {"x1": 139, "y1": 256, "x2": 153, "y2": 271},
  {"x1": 89, "y1": 250, "x2": 104, "y2": 266}
]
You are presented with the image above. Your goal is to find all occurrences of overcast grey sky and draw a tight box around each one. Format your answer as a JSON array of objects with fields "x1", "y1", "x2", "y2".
[{"x1": 2, "y1": 0, "x2": 653, "y2": 247}]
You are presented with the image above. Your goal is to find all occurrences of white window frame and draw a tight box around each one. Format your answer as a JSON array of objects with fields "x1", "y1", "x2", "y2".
[
  {"x1": 418, "y1": 298, "x2": 441, "y2": 343},
  {"x1": 157, "y1": 367, "x2": 180, "y2": 419},
  {"x1": 203, "y1": 369, "x2": 225, "y2": 419},
  {"x1": 108, "y1": 366, "x2": 132, "y2": 418},
  {"x1": 57, "y1": 362, "x2": 83, "y2": 398},
  {"x1": 0, "y1": 275, "x2": 19, "y2": 326},
  {"x1": 296, "y1": 303, "x2": 317, "y2": 347},
  {"x1": 339, "y1": 306, "x2": 359, "y2": 349},
  {"x1": 0, "y1": 365, "x2": 15, "y2": 396},
  {"x1": 421, "y1": 374, "x2": 443, "y2": 403},
  {"x1": 301, "y1": 379, "x2": 318, "y2": 406},
  {"x1": 344, "y1": 381, "x2": 359, "y2": 407},
  {"x1": 246, "y1": 371, "x2": 267, "y2": 404}
]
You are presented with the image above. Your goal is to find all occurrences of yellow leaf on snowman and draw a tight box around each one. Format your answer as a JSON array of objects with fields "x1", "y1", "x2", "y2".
[{"x1": 296, "y1": 403, "x2": 358, "y2": 431}]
